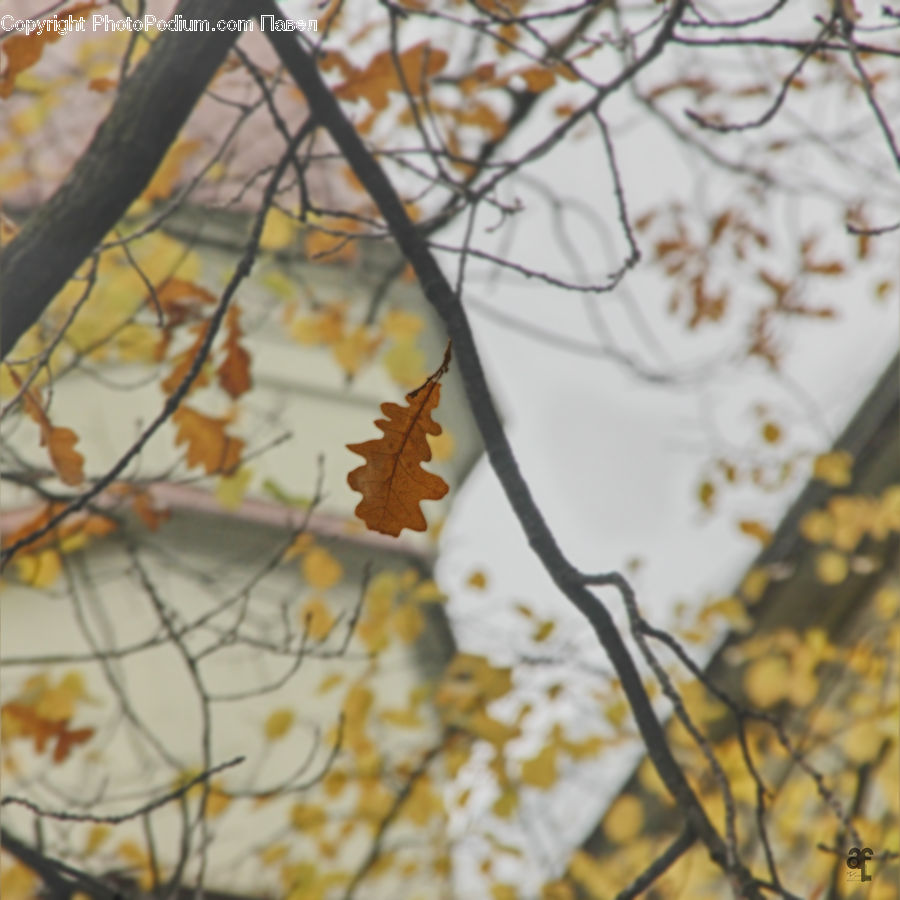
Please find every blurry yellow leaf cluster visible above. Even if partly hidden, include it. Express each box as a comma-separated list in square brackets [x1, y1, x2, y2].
[356, 569, 442, 652]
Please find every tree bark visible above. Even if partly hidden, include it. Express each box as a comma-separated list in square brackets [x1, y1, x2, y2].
[0, 0, 247, 360]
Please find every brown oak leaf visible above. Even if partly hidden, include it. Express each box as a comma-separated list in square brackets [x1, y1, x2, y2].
[172, 405, 244, 475]
[347, 348, 451, 536]
[217, 306, 252, 399]
[9, 369, 84, 485]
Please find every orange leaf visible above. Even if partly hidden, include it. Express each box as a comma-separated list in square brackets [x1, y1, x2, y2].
[172, 405, 244, 475]
[0, 3, 97, 98]
[53, 725, 95, 763]
[516, 67, 555, 93]
[335, 42, 448, 111]
[2, 702, 94, 763]
[88, 76, 117, 93]
[10, 370, 84, 485]
[738, 519, 773, 546]
[161, 322, 211, 396]
[45, 426, 85, 486]
[217, 306, 252, 398]
[346, 349, 451, 536]
[153, 278, 217, 326]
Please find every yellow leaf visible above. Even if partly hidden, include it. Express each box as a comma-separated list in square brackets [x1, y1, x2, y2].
[813, 450, 853, 487]
[520, 745, 558, 789]
[392, 603, 425, 643]
[874, 586, 900, 620]
[816, 550, 848, 585]
[401, 776, 442, 825]
[317, 673, 344, 694]
[85, 824, 111, 855]
[15, 549, 62, 587]
[206, 781, 231, 818]
[300, 597, 336, 640]
[560, 734, 606, 760]
[467, 570, 488, 590]
[443, 653, 513, 702]
[323, 769, 347, 797]
[427, 428, 456, 462]
[881, 484, 900, 530]
[568, 850, 608, 900]
[116, 840, 154, 890]
[382, 338, 427, 388]
[743, 656, 789, 708]
[381, 705, 423, 728]
[604, 699, 627, 728]
[215, 466, 252, 511]
[787, 669, 818, 708]
[740, 567, 769, 602]
[332, 325, 381, 376]
[409, 579, 447, 603]
[467, 710, 520, 746]
[290, 302, 346, 346]
[302, 546, 343, 589]
[602, 794, 644, 844]
[843, 720, 883, 763]
[259, 843, 288, 866]
[343, 684, 373, 734]
[265, 708, 295, 741]
[698, 480, 716, 509]
[0, 862, 39, 900]
[283, 532, 315, 561]
[115, 323, 160, 362]
[738, 519, 773, 546]
[289, 802, 326, 832]
[382, 309, 424, 340]
[141, 139, 202, 203]
[541, 880, 575, 900]
[260, 207, 298, 251]
[492, 788, 519, 819]
[36, 671, 87, 721]
[800, 509, 834, 543]
[702, 596, 752, 632]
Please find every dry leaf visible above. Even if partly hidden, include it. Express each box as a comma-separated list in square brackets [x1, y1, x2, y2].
[603, 795, 644, 844]
[11, 370, 84, 485]
[154, 278, 217, 325]
[738, 519, 773, 546]
[347, 346, 451, 536]
[264, 708, 295, 741]
[161, 322, 211, 396]
[300, 596, 336, 640]
[335, 42, 448, 111]
[217, 306, 252, 398]
[141, 139, 203, 202]
[302, 546, 343, 589]
[812, 450, 853, 487]
[172, 405, 244, 475]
